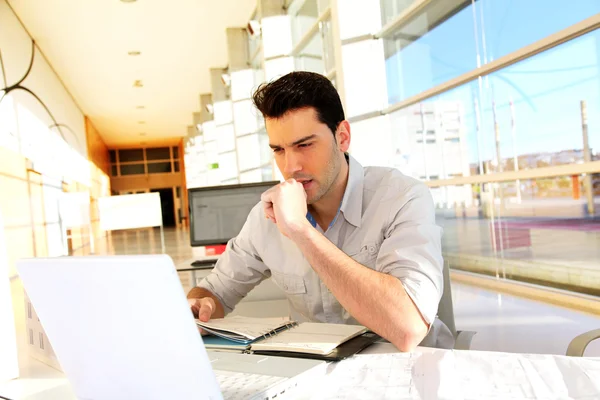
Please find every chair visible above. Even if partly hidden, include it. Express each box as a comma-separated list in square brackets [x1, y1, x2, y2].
[566, 329, 600, 357]
[437, 261, 476, 350]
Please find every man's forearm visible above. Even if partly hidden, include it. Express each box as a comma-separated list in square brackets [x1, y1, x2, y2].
[291, 226, 428, 352]
[187, 287, 225, 319]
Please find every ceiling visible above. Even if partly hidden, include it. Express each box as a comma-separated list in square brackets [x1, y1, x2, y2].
[8, 0, 256, 147]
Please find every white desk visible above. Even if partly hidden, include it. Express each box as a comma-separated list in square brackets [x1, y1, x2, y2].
[3, 343, 600, 400]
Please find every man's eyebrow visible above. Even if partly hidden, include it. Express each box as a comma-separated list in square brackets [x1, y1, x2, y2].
[269, 134, 317, 149]
[291, 134, 317, 146]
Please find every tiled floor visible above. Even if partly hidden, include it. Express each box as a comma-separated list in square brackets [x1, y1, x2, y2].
[92, 227, 600, 356]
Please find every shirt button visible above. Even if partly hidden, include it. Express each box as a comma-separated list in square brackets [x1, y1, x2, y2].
[369, 246, 376, 254]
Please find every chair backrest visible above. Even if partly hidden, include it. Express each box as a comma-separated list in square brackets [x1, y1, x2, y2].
[437, 260, 457, 337]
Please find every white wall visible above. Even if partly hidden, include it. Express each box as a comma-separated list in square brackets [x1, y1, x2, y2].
[0, 0, 88, 185]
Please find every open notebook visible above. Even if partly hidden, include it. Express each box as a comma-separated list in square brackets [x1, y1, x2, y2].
[197, 316, 379, 360]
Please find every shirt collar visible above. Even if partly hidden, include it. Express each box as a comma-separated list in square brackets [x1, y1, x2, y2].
[339, 154, 364, 228]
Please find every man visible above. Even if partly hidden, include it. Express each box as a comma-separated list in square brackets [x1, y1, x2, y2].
[187, 71, 453, 351]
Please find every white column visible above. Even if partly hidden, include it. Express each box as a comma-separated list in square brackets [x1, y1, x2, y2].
[333, 0, 391, 167]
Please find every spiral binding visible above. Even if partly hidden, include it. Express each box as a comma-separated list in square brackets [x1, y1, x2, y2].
[243, 321, 300, 354]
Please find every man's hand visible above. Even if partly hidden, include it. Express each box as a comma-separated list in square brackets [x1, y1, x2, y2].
[261, 179, 311, 238]
[188, 297, 216, 335]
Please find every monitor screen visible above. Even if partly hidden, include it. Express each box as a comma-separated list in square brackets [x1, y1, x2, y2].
[188, 181, 278, 247]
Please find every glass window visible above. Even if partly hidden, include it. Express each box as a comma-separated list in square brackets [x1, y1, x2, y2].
[380, 0, 420, 26]
[147, 162, 172, 174]
[173, 146, 179, 159]
[118, 149, 144, 162]
[321, 18, 335, 73]
[435, 175, 598, 295]
[383, 0, 600, 104]
[109, 150, 117, 163]
[294, 33, 325, 74]
[388, 28, 600, 178]
[146, 147, 171, 161]
[111, 165, 118, 176]
[120, 164, 145, 175]
[291, 0, 319, 45]
[174, 161, 180, 172]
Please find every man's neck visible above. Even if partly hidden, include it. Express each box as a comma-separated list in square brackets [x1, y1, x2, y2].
[308, 158, 349, 231]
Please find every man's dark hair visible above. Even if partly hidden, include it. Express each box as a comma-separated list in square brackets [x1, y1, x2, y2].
[252, 71, 345, 136]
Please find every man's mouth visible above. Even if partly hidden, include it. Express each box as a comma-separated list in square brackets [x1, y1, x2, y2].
[297, 179, 313, 188]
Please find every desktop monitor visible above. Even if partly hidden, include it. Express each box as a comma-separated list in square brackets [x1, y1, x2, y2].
[188, 181, 278, 247]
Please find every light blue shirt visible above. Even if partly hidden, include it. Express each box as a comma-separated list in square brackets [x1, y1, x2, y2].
[199, 155, 453, 348]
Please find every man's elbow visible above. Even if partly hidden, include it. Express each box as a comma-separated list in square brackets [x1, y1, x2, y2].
[393, 322, 428, 352]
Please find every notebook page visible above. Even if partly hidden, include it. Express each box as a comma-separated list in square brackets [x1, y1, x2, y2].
[251, 323, 367, 355]
[197, 316, 292, 341]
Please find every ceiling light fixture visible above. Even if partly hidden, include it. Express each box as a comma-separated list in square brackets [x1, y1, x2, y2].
[120, 0, 137, 3]
[136, 106, 145, 109]
[138, 121, 145, 124]
[139, 133, 146, 136]
[133, 80, 143, 88]
[128, 51, 141, 56]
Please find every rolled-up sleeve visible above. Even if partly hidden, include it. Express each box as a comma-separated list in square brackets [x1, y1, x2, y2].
[197, 206, 270, 314]
[376, 182, 444, 325]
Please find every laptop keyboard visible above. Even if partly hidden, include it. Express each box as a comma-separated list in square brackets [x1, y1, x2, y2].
[215, 370, 286, 400]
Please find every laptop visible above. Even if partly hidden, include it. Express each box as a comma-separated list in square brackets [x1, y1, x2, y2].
[17, 255, 325, 400]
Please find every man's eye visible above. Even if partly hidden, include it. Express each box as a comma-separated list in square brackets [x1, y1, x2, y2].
[298, 143, 312, 149]
[273, 148, 283, 153]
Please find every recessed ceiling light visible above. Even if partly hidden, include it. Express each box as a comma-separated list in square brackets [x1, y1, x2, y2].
[138, 121, 145, 124]
[136, 106, 145, 109]
[128, 51, 141, 56]
[139, 133, 146, 136]
[133, 80, 143, 88]
[120, 0, 137, 3]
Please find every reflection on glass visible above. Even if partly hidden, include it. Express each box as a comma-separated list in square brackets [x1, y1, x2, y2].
[389, 29, 600, 174]
[435, 176, 599, 295]
[383, 0, 600, 104]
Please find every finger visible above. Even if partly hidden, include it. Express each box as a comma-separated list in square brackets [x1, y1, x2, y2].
[190, 304, 200, 319]
[261, 193, 277, 222]
[198, 326, 209, 336]
[188, 298, 201, 318]
[264, 204, 276, 222]
[198, 299, 214, 322]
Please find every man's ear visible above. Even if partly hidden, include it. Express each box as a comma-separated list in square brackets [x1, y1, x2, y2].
[336, 121, 351, 152]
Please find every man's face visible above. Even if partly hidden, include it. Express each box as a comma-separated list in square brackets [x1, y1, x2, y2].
[266, 107, 348, 204]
